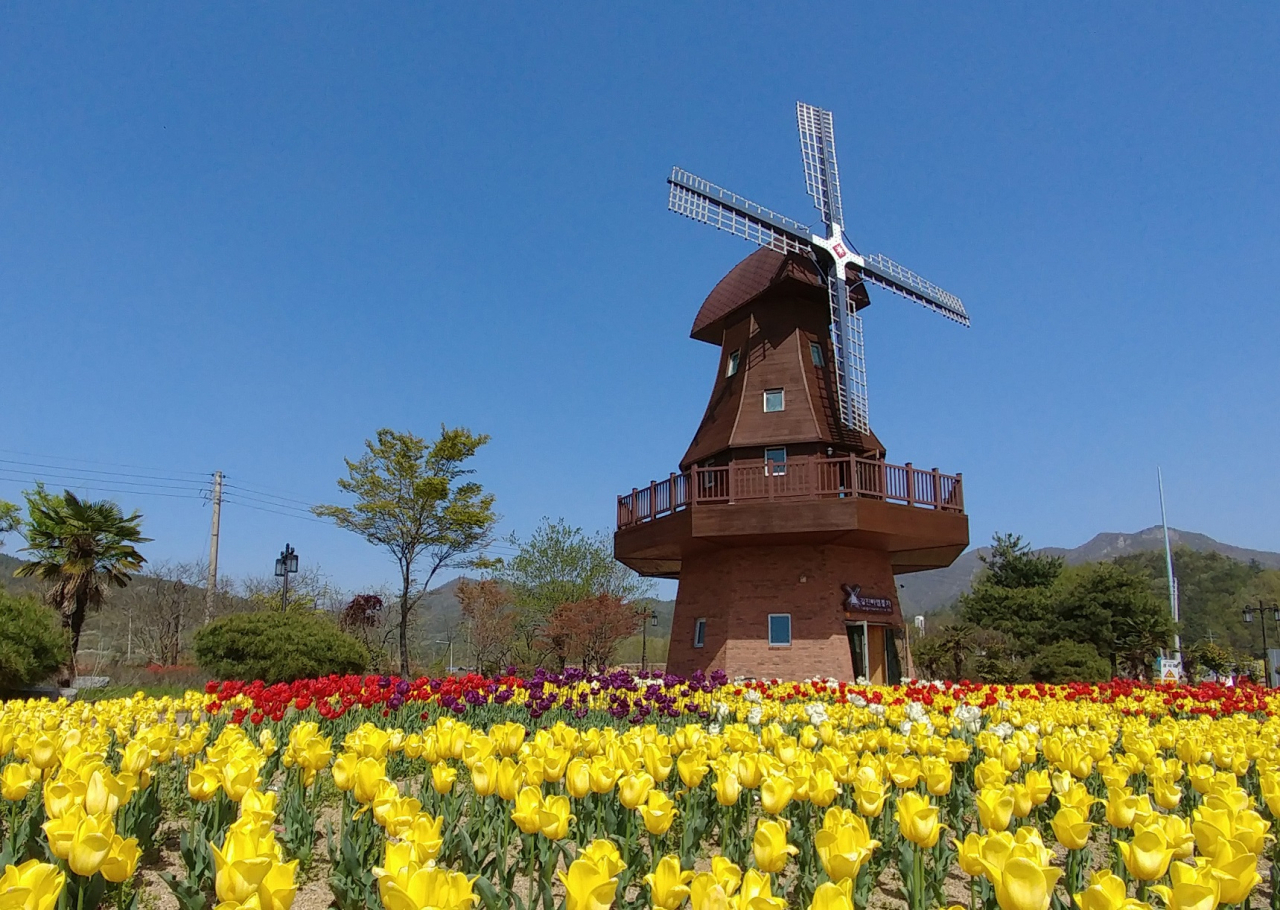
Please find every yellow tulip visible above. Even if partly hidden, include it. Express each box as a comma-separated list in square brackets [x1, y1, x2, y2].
[1149, 862, 1219, 910]
[923, 757, 953, 796]
[221, 756, 262, 803]
[99, 835, 141, 884]
[431, 762, 457, 795]
[258, 859, 299, 910]
[644, 855, 693, 910]
[351, 757, 387, 805]
[0, 763, 37, 802]
[737, 868, 786, 910]
[67, 812, 115, 877]
[496, 757, 521, 802]
[1104, 787, 1140, 829]
[760, 775, 794, 815]
[1117, 826, 1174, 881]
[403, 813, 445, 864]
[1074, 870, 1141, 910]
[375, 860, 477, 910]
[331, 751, 357, 792]
[987, 856, 1062, 910]
[677, 751, 709, 790]
[713, 771, 741, 807]
[897, 791, 943, 848]
[558, 856, 619, 910]
[814, 812, 879, 881]
[752, 817, 798, 874]
[976, 787, 1016, 833]
[539, 794, 574, 840]
[809, 768, 839, 808]
[212, 841, 274, 902]
[0, 859, 65, 910]
[1050, 806, 1092, 852]
[581, 839, 626, 878]
[565, 758, 591, 799]
[810, 879, 855, 910]
[512, 787, 545, 835]
[618, 773, 654, 811]
[975, 758, 1009, 790]
[640, 790, 677, 836]
[1200, 838, 1261, 905]
[854, 778, 887, 818]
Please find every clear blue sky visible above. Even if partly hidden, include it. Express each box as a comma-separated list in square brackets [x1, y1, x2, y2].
[2, 3, 1277, 595]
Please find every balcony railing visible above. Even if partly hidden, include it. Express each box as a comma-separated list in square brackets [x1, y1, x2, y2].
[617, 455, 963, 530]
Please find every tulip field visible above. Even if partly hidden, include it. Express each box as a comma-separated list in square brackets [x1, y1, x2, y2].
[0, 672, 1277, 910]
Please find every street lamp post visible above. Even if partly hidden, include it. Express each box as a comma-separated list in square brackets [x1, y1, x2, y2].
[274, 543, 298, 611]
[1242, 601, 1280, 686]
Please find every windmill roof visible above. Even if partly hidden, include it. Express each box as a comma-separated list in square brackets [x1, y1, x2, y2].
[690, 248, 869, 344]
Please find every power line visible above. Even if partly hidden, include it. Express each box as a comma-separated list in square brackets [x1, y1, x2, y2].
[0, 462, 209, 493]
[222, 480, 317, 509]
[222, 490, 319, 516]
[219, 494, 332, 525]
[0, 448, 210, 479]
[0, 471, 208, 501]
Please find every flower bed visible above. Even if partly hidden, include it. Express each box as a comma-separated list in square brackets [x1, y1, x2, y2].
[0, 675, 1276, 910]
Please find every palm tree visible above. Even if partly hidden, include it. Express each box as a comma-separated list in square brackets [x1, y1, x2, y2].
[15, 489, 150, 683]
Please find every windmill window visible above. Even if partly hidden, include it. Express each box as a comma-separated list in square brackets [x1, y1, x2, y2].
[768, 613, 792, 647]
[725, 350, 740, 377]
[763, 389, 784, 412]
[765, 447, 787, 475]
[694, 618, 707, 648]
[810, 342, 825, 367]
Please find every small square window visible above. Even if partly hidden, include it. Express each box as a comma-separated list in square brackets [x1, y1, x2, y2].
[768, 613, 792, 647]
[694, 618, 707, 648]
[765, 447, 786, 475]
[725, 350, 740, 377]
[810, 342, 825, 367]
[763, 388, 784, 412]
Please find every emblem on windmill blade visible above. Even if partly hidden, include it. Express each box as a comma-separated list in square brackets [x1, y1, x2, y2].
[667, 101, 970, 436]
[842, 584, 894, 614]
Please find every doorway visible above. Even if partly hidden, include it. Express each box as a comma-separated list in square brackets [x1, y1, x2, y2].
[846, 622, 867, 680]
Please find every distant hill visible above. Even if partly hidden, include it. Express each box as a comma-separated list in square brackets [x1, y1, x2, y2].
[897, 526, 1280, 616]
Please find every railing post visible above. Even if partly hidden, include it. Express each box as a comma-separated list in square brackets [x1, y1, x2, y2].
[631, 487, 639, 521]
[649, 480, 657, 518]
[904, 462, 914, 506]
[669, 473, 677, 512]
[955, 472, 964, 511]
[931, 467, 941, 509]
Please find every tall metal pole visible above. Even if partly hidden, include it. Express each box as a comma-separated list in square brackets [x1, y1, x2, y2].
[641, 605, 649, 673]
[205, 471, 223, 623]
[1261, 602, 1272, 688]
[1158, 468, 1181, 658]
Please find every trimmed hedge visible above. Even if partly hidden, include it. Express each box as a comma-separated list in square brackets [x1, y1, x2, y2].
[0, 591, 69, 690]
[193, 610, 369, 684]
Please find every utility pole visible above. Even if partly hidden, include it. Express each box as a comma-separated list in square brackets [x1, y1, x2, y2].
[205, 471, 223, 623]
[1158, 468, 1181, 661]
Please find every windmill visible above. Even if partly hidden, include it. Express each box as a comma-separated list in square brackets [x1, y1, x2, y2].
[668, 101, 969, 435]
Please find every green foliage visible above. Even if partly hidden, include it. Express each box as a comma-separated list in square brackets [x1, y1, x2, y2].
[0, 590, 69, 689]
[14, 486, 150, 677]
[313, 426, 499, 677]
[0, 500, 20, 549]
[494, 517, 655, 664]
[192, 610, 368, 683]
[979, 533, 1064, 589]
[1027, 640, 1111, 684]
[958, 532, 1171, 681]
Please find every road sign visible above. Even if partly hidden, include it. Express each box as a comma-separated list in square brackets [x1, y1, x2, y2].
[1159, 658, 1182, 683]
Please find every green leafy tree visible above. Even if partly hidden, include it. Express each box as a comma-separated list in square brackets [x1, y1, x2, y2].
[1027, 640, 1110, 684]
[14, 487, 149, 683]
[314, 427, 499, 677]
[1050, 561, 1172, 676]
[494, 517, 654, 666]
[979, 533, 1064, 589]
[0, 500, 20, 549]
[0, 590, 69, 689]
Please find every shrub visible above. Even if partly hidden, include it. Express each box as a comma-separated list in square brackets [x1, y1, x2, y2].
[0, 591, 69, 689]
[1027, 640, 1111, 684]
[193, 610, 368, 683]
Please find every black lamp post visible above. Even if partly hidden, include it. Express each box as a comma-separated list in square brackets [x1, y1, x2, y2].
[1241, 601, 1280, 686]
[274, 543, 299, 611]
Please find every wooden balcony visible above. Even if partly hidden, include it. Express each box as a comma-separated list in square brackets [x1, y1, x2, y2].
[617, 455, 963, 531]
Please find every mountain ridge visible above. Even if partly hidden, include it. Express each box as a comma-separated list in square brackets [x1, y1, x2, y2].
[896, 526, 1280, 616]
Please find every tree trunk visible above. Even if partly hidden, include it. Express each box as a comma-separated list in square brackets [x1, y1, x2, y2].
[399, 565, 412, 679]
[58, 590, 89, 687]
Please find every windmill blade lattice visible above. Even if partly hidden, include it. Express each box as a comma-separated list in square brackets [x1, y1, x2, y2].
[667, 169, 812, 256]
[797, 102, 844, 234]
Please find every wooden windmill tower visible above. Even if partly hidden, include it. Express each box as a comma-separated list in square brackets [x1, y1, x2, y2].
[615, 102, 971, 683]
